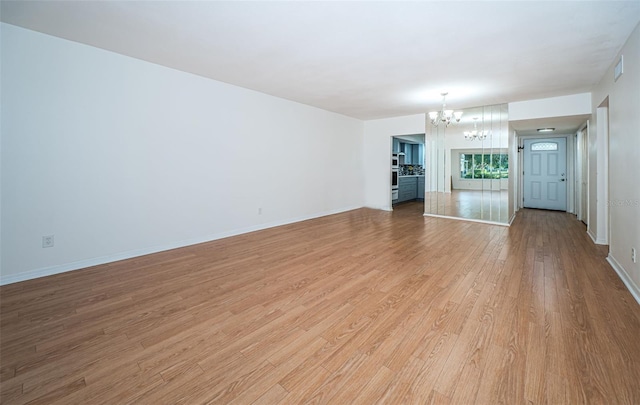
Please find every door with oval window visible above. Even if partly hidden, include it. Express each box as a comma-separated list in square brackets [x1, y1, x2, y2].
[523, 138, 567, 211]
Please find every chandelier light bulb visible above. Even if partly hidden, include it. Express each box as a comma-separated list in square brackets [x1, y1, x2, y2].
[429, 92, 462, 127]
[464, 117, 489, 141]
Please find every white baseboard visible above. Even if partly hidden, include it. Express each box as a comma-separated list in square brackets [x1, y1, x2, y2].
[606, 254, 640, 306]
[0, 205, 363, 286]
[587, 228, 607, 245]
[364, 203, 393, 212]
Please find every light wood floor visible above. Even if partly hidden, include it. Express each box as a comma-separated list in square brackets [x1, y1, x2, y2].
[2, 204, 640, 404]
[424, 190, 509, 224]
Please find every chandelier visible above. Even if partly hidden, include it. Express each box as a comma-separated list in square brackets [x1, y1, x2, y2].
[428, 92, 463, 127]
[464, 117, 489, 141]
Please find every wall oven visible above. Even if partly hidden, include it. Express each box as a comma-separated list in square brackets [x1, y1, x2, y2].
[391, 154, 399, 169]
[392, 154, 399, 201]
[392, 169, 398, 189]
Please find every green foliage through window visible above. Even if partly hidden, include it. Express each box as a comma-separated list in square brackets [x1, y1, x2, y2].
[460, 153, 508, 179]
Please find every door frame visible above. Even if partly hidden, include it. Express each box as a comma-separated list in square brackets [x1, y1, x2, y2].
[574, 122, 589, 223]
[517, 134, 573, 212]
[391, 134, 426, 213]
[591, 102, 609, 245]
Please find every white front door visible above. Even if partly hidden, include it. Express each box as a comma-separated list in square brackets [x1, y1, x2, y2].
[523, 138, 567, 211]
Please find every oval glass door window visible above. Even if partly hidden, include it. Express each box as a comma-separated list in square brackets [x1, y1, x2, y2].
[531, 142, 558, 151]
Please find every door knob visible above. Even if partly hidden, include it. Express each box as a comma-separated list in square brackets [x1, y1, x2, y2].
[560, 179, 565, 182]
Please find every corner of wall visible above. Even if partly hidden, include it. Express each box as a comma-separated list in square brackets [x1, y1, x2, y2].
[590, 21, 640, 300]
[607, 254, 640, 306]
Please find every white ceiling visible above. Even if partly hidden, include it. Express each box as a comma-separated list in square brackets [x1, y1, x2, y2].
[2, 1, 639, 132]
[510, 115, 592, 137]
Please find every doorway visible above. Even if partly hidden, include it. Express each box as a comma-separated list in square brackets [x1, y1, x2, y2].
[392, 134, 426, 213]
[523, 137, 567, 211]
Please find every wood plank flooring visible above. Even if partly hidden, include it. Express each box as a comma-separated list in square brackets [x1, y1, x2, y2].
[2, 203, 640, 404]
[424, 190, 509, 224]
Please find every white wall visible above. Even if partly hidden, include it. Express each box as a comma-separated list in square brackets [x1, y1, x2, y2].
[363, 114, 425, 210]
[509, 93, 592, 121]
[0, 23, 364, 284]
[591, 22, 640, 302]
[508, 125, 517, 222]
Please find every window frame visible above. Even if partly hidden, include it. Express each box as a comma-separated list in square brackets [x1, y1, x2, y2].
[459, 151, 509, 180]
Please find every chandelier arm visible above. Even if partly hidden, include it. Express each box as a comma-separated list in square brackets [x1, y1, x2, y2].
[428, 92, 462, 127]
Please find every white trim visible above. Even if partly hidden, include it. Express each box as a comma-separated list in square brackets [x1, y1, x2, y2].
[585, 120, 590, 227]
[596, 106, 609, 244]
[0, 205, 362, 286]
[607, 254, 640, 306]
[518, 137, 524, 209]
[574, 124, 589, 223]
[573, 132, 579, 218]
[423, 213, 510, 227]
[566, 134, 575, 214]
[587, 228, 607, 245]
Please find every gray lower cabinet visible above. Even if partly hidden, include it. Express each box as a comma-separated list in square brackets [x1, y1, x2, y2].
[397, 176, 425, 203]
[417, 176, 425, 200]
[398, 177, 417, 203]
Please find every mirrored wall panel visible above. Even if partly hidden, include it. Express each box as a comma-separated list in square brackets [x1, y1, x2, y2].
[425, 104, 509, 224]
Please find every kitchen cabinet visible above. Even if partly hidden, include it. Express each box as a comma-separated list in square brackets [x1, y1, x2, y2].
[396, 176, 425, 204]
[393, 138, 400, 153]
[397, 176, 417, 202]
[399, 143, 423, 165]
[417, 175, 425, 200]
[413, 145, 421, 165]
[401, 143, 413, 164]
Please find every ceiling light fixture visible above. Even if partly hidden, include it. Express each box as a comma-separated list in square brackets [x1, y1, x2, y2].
[537, 128, 555, 132]
[429, 92, 463, 127]
[464, 117, 489, 141]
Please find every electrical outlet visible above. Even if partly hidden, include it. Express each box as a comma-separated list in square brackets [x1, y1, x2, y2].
[632, 248, 637, 263]
[42, 235, 54, 248]
[258, 207, 262, 215]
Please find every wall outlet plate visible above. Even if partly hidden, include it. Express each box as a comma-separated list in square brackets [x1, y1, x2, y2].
[42, 235, 54, 248]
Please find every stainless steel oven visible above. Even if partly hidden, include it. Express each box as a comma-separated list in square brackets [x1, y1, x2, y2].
[392, 154, 399, 201]
[391, 154, 399, 169]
